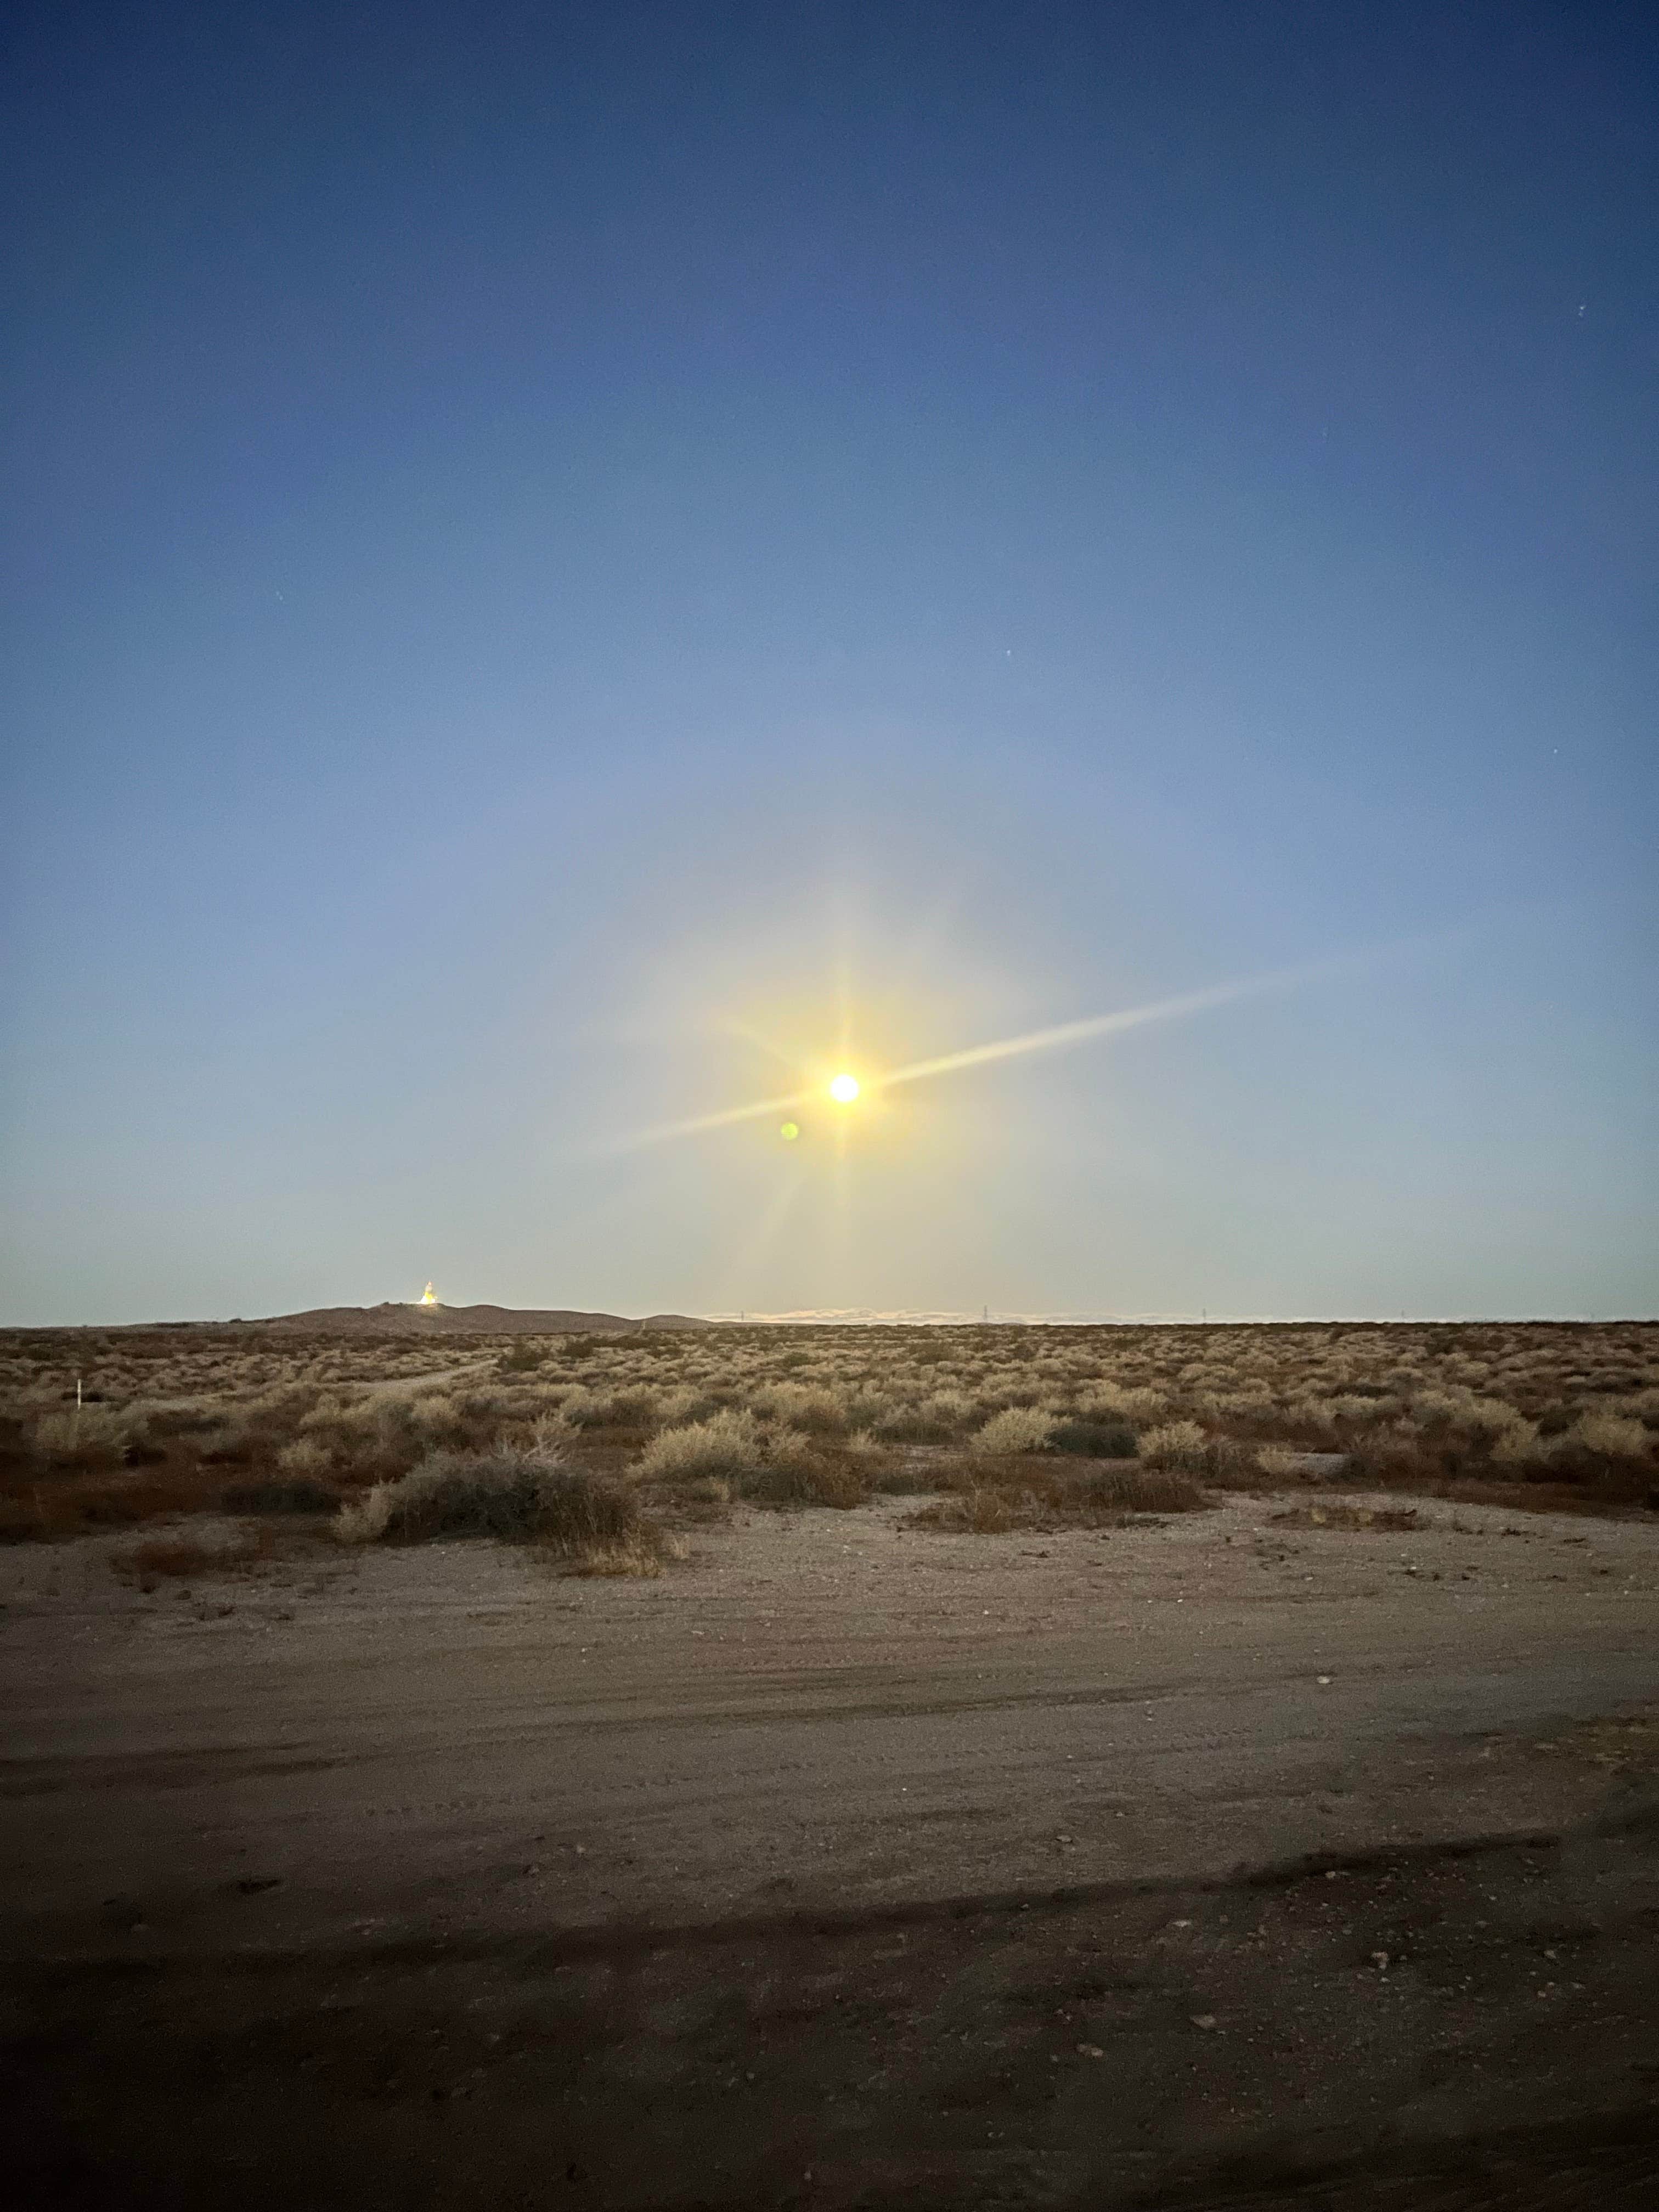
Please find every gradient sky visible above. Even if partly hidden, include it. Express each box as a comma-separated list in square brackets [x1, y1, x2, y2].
[4, 1, 1656, 1325]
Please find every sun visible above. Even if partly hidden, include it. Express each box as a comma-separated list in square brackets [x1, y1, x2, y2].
[827, 1072, 861, 1104]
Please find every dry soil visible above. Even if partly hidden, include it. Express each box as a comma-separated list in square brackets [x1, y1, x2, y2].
[4, 1492, 1658, 2208]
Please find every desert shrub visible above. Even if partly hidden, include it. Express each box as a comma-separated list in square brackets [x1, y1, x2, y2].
[1271, 1503, 1420, 1531]
[676, 1475, 732, 1506]
[1572, 1412, 1650, 1460]
[543, 1384, 624, 1431]
[743, 1457, 869, 1509]
[873, 1402, 957, 1443]
[909, 1487, 1023, 1533]
[1082, 1465, 1209, 1514]
[1049, 1419, 1138, 1459]
[1413, 1388, 1524, 1438]
[905, 1456, 1207, 1531]
[238, 1381, 325, 1430]
[841, 1430, 887, 1460]
[300, 1381, 509, 1475]
[841, 1387, 894, 1432]
[565, 1535, 678, 1578]
[1079, 1384, 1166, 1424]
[751, 1382, 849, 1435]
[761, 1425, 816, 1472]
[735, 1425, 867, 1508]
[652, 1385, 722, 1428]
[606, 1385, 664, 1427]
[276, 1437, 331, 1480]
[1255, 1442, 1311, 1480]
[923, 1389, 977, 1426]
[112, 1531, 272, 1583]
[220, 1478, 337, 1514]
[970, 1406, 1057, 1457]
[33, 1405, 129, 1464]
[44, 1468, 220, 1533]
[1323, 1392, 1395, 1427]
[868, 1463, 939, 1496]
[638, 1410, 763, 1483]
[332, 1446, 641, 1549]
[335, 1483, 395, 1544]
[497, 1344, 546, 1373]
[199, 1427, 257, 1466]
[1489, 1419, 1548, 1468]
[1139, 1419, 1207, 1469]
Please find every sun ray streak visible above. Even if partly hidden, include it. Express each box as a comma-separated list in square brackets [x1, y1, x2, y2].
[597, 1086, 817, 1155]
[714, 1166, 807, 1306]
[714, 1018, 809, 1075]
[596, 952, 1353, 1158]
[875, 967, 1315, 1092]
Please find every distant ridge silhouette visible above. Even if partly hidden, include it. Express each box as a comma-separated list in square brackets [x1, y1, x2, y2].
[247, 1302, 710, 1336]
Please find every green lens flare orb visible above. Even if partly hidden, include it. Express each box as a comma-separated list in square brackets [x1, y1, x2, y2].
[780, 1121, 800, 1141]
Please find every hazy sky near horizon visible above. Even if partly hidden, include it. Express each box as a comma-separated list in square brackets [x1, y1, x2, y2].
[3, 1, 1656, 1326]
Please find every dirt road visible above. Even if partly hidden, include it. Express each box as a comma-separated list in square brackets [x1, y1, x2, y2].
[4, 1493, 1658, 2207]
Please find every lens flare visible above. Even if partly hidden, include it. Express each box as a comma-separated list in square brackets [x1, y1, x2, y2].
[595, 948, 1372, 1158]
[780, 1121, 800, 1141]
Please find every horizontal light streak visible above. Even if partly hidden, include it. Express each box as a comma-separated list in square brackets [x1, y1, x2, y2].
[598, 955, 1338, 1157]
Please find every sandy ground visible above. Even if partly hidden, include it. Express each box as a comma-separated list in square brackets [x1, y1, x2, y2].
[4, 1491, 1659, 2208]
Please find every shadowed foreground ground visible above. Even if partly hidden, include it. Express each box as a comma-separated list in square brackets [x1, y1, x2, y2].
[4, 1494, 1657, 2207]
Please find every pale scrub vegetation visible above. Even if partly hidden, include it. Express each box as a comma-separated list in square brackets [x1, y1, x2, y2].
[1, 1318, 1655, 1554]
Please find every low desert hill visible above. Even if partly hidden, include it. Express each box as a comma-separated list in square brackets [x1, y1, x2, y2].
[249, 1303, 709, 1337]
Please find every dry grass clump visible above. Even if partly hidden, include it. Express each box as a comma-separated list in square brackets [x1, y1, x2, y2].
[275, 1436, 331, 1479]
[750, 1382, 850, 1435]
[651, 1384, 722, 1428]
[1255, 1442, 1316, 1480]
[1270, 1503, 1420, 1531]
[1, 1464, 224, 1543]
[910, 1487, 1024, 1533]
[334, 1487, 396, 1544]
[32, 1404, 133, 1467]
[1139, 1419, 1208, 1469]
[970, 1406, 1057, 1457]
[907, 1459, 1208, 1533]
[909, 1454, 1210, 1532]
[333, 1446, 649, 1556]
[563, 1532, 687, 1579]
[111, 1528, 274, 1584]
[1081, 1464, 1210, 1514]
[741, 1429, 870, 1510]
[637, 1409, 763, 1483]
[872, 1396, 973, 1443]
[218, 1476, 338, 1514]
[1049, 1418, 1138, 1459]
[1077, 1383, 1166, 1424]
[1413, 1388, 1526, 1438]
[1573, 1411, 1649, 1459]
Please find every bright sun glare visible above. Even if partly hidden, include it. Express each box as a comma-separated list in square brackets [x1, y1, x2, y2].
[603, 955, 1342, 1156]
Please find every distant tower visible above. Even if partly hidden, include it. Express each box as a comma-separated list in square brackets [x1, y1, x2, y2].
[420, 1282, 438, 1307]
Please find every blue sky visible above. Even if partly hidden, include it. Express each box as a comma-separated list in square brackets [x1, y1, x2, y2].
[3, 1, 1655, 1323]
